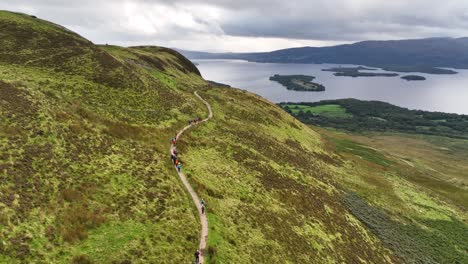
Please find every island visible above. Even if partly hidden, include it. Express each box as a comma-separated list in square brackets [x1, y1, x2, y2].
[322, 66, 399, 77]
[401, 75, 426, 81]
[379, 65, 457, 75]
[269, 74, 325, 91]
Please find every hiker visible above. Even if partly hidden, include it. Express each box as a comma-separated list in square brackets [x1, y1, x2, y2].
[177, 163, 182, 172]
[201, 204, 205, 214]
[194, 249, 200, 264]
[172, 152, 178, 163]
[175, 159, 179, 166]
[201, 198, 205, 207]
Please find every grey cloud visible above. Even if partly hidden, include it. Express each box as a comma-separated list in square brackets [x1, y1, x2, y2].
[1, 0, 468, 51]
[217, 0, 468, 41]
[140, 0, 468, 41]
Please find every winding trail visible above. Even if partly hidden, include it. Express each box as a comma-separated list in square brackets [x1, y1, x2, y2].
[171, 91, 212, 264]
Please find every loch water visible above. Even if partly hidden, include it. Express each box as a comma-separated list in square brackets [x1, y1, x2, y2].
[195, 59, 468, 114]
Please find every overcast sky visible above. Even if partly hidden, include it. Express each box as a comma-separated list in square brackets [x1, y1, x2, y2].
[1, 0, 468, 52]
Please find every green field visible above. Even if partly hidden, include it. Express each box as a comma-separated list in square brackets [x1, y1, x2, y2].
[284, 104, 352, 117]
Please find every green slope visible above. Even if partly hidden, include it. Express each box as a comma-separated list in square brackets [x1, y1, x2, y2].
[178, 89, 397, 263]
[0, 11, 205, 263]
[2, 10, 465, 264]
[320, 129, 468, 264]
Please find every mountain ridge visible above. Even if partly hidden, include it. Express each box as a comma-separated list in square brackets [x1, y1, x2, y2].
[179, 37, 468, 74]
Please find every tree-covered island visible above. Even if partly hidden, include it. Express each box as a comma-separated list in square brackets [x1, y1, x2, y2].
[269, 74, 325, 91]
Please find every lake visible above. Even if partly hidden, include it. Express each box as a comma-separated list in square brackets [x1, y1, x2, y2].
[194, 59, 468, 115]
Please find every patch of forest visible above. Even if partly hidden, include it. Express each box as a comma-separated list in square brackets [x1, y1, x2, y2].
[280, 99, 468, 139]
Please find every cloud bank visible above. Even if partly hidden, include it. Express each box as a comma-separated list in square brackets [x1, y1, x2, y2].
[1, 0, 467, 52]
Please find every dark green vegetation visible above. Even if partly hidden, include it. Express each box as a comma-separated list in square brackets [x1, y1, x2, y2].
[322, 67, 399, 77]
[280, 99, 468, 139]
[269, 74, 325, 91]
[401, 75, 426, 81]
[180, 37, 468, 74]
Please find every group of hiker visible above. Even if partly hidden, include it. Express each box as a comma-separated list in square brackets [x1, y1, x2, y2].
[170, 143, 182, 172]
[170, 137, 208, 216]
[171, 130, 206, 264]
[193, 198, 205, 263]
[191, 199, 206, 263]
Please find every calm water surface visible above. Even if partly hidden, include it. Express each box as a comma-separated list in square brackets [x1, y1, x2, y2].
[194, 60, 468, 114]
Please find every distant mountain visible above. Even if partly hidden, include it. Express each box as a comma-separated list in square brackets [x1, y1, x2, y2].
[179, 37, 468, 74]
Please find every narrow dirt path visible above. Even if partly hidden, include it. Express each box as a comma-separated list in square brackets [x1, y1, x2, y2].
[171, 91, 212, 264]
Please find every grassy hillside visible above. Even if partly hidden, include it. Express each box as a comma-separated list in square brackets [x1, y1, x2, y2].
[319, 129, 467, 263]
[177, 88, 399, 263]
[1, 10, 466, 264]
[0, 11, 207, 263]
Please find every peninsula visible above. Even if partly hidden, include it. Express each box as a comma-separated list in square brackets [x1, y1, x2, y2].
[322, 66, 399, 77]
